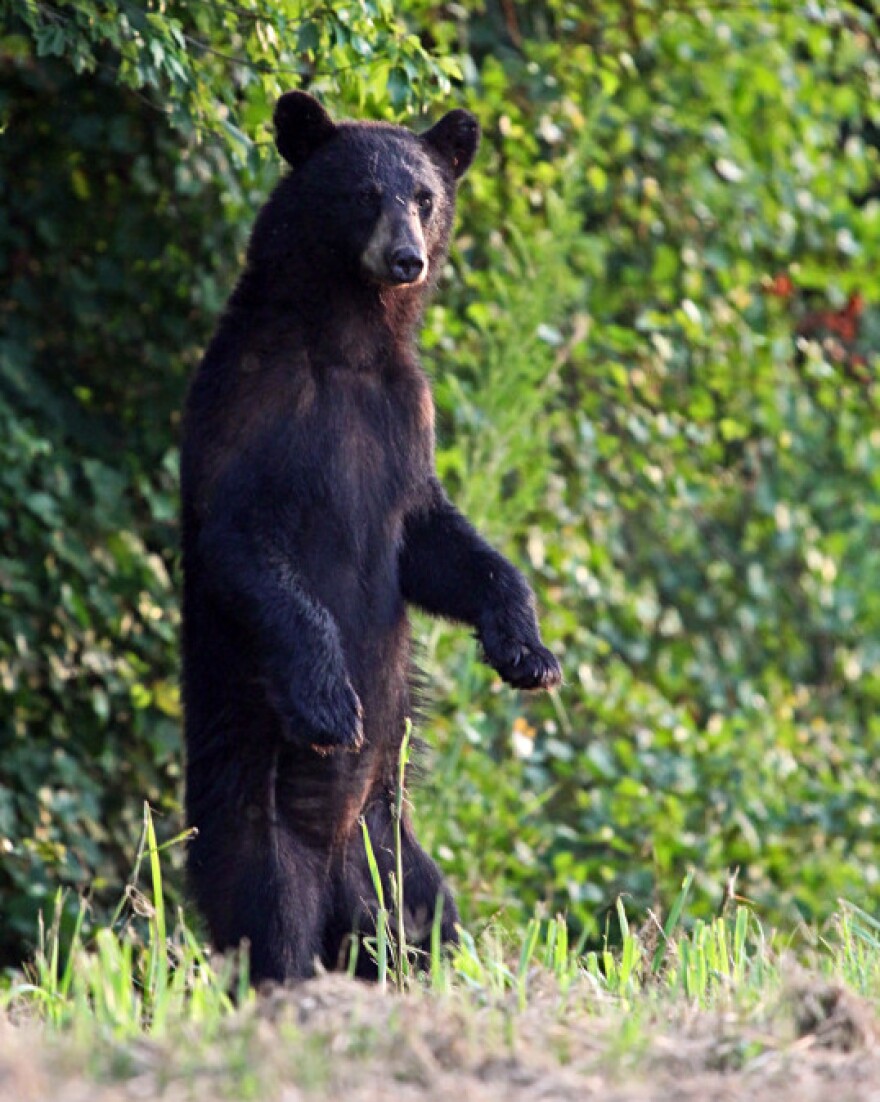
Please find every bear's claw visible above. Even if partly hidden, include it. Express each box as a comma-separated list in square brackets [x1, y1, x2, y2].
[479, 623, 562, 691]
[506, 642, 562, 690]
[273, 675, 365, 753]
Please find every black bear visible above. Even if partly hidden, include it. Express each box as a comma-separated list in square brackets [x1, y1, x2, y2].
[180, 92, 561, 984]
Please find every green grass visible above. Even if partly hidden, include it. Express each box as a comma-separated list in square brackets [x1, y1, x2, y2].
[4, 811, 878, 1025]
[2, 865, 879, 1100]
[2, 797, 878, 1099]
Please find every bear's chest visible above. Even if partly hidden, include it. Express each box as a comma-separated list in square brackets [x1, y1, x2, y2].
[277, 367, 432, 629]
[315, 366, 433, 512]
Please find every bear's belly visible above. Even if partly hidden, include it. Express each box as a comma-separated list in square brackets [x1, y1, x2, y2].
[295, 496, 406, 633]
[291, 502, 411, 727]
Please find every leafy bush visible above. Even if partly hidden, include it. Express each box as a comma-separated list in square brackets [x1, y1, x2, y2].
[419, 3, 880, 936]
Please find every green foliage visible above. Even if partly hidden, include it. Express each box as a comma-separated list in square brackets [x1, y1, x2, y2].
[3, 0, 880, 969]
[7, 0, 459, 139]
[0, 389, 181, 962]
[415, 0, 880, 940]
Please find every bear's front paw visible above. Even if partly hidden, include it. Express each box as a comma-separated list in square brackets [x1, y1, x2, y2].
[480, 622, 562, 691]
[274, 675, 365, 754]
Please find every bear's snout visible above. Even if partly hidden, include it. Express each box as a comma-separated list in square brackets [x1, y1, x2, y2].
[388, 246, 425, 285]
[361, 205, 428, 287]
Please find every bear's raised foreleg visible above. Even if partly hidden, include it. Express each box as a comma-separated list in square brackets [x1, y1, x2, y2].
[399, 478, 561, 690]
[197, 487, 363, 752]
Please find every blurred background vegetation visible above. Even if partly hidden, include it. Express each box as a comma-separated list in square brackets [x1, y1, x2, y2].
[1, 0, 879, 970]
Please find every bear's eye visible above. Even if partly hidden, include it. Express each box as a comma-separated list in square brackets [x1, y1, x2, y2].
[357, 184, 381, 210]
[416, 192, 434, 219]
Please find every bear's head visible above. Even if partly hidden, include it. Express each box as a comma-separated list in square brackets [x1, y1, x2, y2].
[260, 92, 479, 291]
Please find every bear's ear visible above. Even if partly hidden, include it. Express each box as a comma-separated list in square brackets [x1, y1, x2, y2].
[421, 109, 480, 179]
[274, 92, 337, 168]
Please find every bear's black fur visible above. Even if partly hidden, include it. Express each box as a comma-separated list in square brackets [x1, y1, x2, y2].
[180, 93, 561, 984]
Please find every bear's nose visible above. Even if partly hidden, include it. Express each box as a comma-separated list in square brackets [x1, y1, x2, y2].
[389, 248, 425, 284]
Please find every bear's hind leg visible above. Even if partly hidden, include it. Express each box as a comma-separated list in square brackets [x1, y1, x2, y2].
[325, 808, 458, 977]
[397, 827, 460, 961]
[189, 816, 327, 985]
[241, 831, 328, 984]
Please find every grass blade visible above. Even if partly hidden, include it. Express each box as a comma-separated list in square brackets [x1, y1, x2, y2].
[651, 869, 695, 975]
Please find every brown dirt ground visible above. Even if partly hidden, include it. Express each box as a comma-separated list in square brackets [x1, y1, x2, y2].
[2, 972, 879, 1101]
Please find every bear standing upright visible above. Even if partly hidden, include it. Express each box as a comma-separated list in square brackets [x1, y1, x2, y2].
[180, 92, 561, 984]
